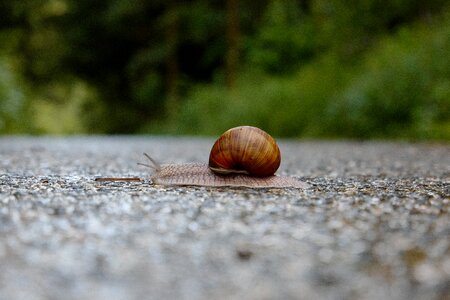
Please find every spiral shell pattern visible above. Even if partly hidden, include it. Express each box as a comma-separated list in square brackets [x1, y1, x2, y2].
[208, 126, 281, 177]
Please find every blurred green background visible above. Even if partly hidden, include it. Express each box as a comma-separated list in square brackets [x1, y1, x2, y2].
[0, 0, 449, 139]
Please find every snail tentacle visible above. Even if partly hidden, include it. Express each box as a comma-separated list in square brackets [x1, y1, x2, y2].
[138, 153, 161, 172]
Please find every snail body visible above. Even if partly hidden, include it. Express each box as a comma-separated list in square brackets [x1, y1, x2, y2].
[145, 126, 308, 189]
[151, 163, 308, 188]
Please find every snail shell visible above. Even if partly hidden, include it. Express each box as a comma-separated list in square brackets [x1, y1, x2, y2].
[208, 126, 281, 177]
[143, 126, 308, 189]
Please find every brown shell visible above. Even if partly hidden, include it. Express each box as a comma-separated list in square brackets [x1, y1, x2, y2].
[208, 126, 281, 177]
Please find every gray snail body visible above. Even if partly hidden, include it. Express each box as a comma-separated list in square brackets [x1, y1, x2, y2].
[145, 126, 308, 189]
[150, 162, 308, 188]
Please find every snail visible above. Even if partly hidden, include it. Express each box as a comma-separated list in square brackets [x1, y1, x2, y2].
[140, 126, 308, 189]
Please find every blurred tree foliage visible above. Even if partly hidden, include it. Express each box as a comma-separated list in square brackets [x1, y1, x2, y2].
[0, 0, 449, 139]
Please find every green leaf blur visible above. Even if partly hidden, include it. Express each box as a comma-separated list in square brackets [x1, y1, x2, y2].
[0, 0, 449, 139]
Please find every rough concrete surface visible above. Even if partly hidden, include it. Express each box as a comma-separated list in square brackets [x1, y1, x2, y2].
[0, 136, 449, 300]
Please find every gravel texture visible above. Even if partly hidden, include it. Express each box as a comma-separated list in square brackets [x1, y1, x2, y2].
[0, 136, 449, 300]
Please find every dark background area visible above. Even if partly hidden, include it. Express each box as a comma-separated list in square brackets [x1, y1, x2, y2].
[0, 0, 449, 139]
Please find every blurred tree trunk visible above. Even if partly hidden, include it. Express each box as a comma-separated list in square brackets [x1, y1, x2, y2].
[165, 8, 179, 112]
[226, 0, 240, 89]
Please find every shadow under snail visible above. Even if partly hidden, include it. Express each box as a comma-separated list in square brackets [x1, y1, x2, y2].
[140, 126, 309, 189]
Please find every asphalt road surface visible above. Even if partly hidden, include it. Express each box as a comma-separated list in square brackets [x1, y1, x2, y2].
[0, 136, 449, 300]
